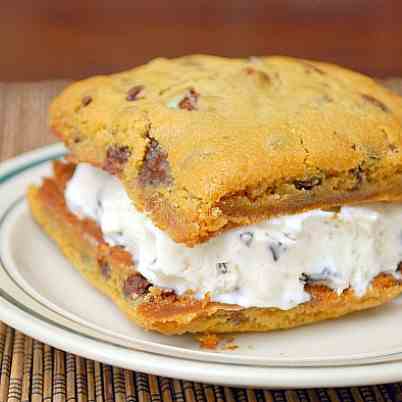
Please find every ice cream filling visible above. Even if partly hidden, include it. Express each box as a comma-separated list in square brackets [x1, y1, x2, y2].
[65, 163, 402, 309]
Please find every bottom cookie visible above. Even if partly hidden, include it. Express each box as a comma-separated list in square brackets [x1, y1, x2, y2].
[27, 161, 402, 335]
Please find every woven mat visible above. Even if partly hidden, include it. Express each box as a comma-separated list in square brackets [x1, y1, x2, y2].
[1, 80, 402, 401]
[2, 325, 402, 402]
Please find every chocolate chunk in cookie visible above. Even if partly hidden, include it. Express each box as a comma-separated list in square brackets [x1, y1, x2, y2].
[103, 145, 131, 175]
[81, 95, 92, 106]
[127, 85, 145, 101]
[179, 88, 199, 111]
[294, 177, 322, 191]
[123, 274, 150, 298]
[351, 166, 364, 190]
[97, 258, 111, 279]
[138, 138, 172, 187]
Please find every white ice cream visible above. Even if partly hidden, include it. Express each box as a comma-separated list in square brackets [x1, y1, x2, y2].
[65, 163, 402, 309]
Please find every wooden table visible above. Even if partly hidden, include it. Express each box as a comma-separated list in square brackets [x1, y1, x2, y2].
[2, 1, 402, 81]
[1, 80, 402, 401]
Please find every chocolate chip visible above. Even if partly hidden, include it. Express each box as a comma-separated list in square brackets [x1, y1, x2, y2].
[74, 137, 81, 144]
[269, 245, 279, 262]
[161, 289, 176, 297]
[179, 88, 199, 111]
[351, 166, 364, 190]
[240, 232, 253, 247]
[97, 259, 111, 279]
[81, 95, 92, 106]
[138, 138, 172, 187]
[361, 94, 389, 112]
[294, 177, 322, 191]
[103, 145, 131, 175]
[127, 85, 145, 101]
[300, 272, 325, 284]
[123, 274, 150, 298]
[302, 267, 335, 284]
[268, 242, 287, 262]
[216, 262, 229, 274]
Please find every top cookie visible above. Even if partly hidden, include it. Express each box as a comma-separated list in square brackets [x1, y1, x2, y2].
[49, 55, 402, 246]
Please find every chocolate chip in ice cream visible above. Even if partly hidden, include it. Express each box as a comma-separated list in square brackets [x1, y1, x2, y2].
[216, 262, 229, 274]
[268, 242, 287, 262]
[240, 232, 254, 247]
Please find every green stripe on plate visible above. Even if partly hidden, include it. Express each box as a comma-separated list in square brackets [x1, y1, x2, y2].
[0, 152, 66, 185]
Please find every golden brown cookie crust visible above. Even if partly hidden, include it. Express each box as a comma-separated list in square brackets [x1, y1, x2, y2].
[27, 161, 402, 335]
[49, 55, 402, 247]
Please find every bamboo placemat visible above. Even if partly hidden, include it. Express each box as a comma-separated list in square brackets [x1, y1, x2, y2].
[1, 80, 402, 401]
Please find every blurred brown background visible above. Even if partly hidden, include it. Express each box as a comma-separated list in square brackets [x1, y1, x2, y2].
[1, 0, 402, 81]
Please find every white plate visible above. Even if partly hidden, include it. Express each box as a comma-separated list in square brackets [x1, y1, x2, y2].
[1, 143, 402, 387]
